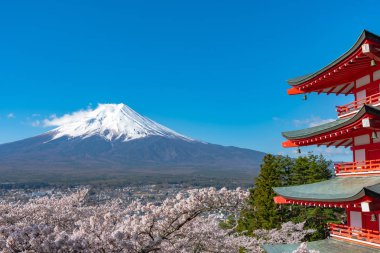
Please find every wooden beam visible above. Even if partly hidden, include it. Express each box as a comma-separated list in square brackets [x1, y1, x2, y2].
[339, 139, 352, 148]
[335, 83, 351, 96]
[282, 140, 299, 148]
[344, 140, 353, 148]
[273, 196, 289, 204]
[343, 83, 355, 95]
[326, 86, 336, 95]
[335, 139, 348, 148]
[287, 86, 305, 95]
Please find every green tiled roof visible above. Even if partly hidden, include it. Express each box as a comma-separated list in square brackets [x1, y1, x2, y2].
[282, 105, 380, 140]
[282, 118, 349, 139]
[273, 176, 380, 202]
[287, 30, 380, 86]
[262, 239, 380, 253]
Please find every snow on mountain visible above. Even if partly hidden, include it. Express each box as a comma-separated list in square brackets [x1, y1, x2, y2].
[46, 103, 193, 142]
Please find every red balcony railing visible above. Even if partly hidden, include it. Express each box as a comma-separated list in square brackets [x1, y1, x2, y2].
[336, 92, 380, 118]
[335, 159, 380, 176]
[329, 223, 380, 246]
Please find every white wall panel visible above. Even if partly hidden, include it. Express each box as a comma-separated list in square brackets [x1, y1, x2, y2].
[350, 211, 362, 228]
[356, 75, 370, 88]
[354, 135, 370, 146]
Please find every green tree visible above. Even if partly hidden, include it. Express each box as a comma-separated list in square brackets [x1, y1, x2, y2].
[286, 154, 339, 240]
[237, 153, 340, 240]
[237, 154, 290, 232]
[290, 154, 331, 185]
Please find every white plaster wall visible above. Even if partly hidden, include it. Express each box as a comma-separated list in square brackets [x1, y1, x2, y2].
[354, 134, 370, 146]
[355, 149, 366, 162]
[356, 90, 366, 101]
[374, 70, 380, 81]
[356, 75, 370, 88]
[350, 211, 362, 228]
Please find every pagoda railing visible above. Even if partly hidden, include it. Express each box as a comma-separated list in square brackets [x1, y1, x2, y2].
[329, 223, 380, 246]
[336, 92, 380, 118]
[335, 159, 380, 176]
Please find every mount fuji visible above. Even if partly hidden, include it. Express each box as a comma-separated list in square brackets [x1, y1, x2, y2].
[0, 103, 265, 185]
[47, 103, 193, 142]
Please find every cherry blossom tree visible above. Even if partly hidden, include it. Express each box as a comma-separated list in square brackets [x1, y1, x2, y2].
[0, 188, 317, 252]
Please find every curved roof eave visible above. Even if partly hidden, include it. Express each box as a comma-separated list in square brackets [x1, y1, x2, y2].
[287, 30, 380, 86]
[282, 104, 380, 140]
[273, 176, 380, 203]
[274, 188, 367, 203]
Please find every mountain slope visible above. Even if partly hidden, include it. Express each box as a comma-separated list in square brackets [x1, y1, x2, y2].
[0, 104, 265, 185]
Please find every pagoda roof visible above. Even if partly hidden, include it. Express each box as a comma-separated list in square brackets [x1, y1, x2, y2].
[286, 30, 380, 95]
[282, 104, 380, 140]
[273, 176, 380, 202]
[288, 30, 380, 86]
[262, 239, 377, 253]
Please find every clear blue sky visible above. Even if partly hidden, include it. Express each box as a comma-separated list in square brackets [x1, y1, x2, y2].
[1, 0, 379, 161]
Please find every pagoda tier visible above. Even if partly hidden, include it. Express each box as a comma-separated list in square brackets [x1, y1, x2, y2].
[287, 30, 380, 96]
[273, 177, 380, 249]
[336, 88, 380, 119]
[282, 104, 380, 149]
[273, 176, 380, 206]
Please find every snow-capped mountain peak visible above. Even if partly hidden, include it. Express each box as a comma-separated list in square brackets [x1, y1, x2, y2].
[47, 103, 192, 142]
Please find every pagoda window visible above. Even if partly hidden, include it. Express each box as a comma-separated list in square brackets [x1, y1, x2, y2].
[354, 149, 366, 162]
[350, 211, 362, 228]
[354, 134, 370, 146]
[356, 75, 370, 89]
[374, 70, 380, 81]
[355, 89, 366, 102]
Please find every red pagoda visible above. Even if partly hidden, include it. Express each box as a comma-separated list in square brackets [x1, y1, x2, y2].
[273, 30, 380, 250]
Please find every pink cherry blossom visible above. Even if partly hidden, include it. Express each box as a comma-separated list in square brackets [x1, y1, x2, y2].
[0, 188, 317, 252]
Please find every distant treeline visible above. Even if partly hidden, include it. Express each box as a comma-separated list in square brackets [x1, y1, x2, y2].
[0, 170, 255, 190]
